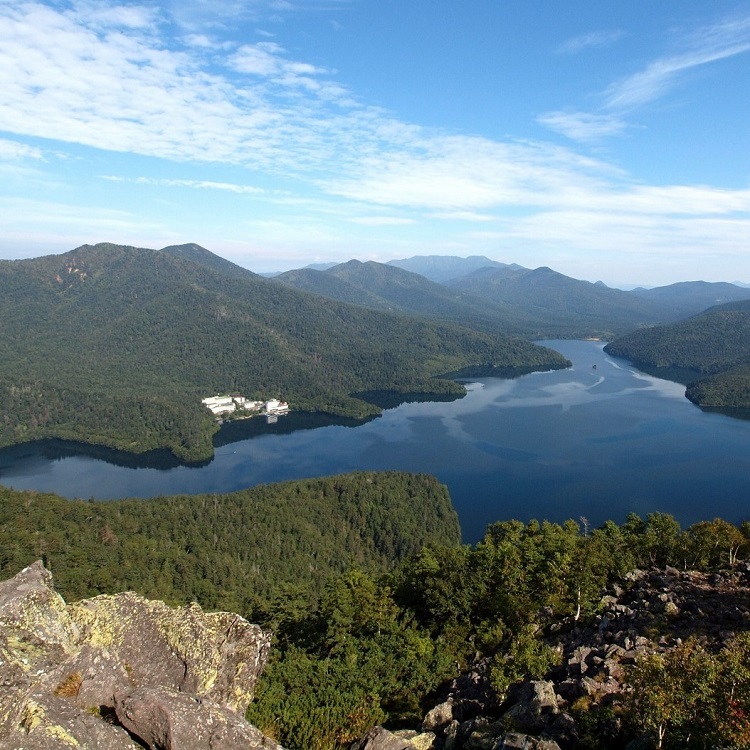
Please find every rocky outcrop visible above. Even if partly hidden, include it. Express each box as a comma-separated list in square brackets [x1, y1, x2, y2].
[353, 565, 750, 750]
[0, 561, 281, 750]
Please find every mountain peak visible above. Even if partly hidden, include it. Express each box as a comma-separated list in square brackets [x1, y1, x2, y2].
[160, 243, 259, 281]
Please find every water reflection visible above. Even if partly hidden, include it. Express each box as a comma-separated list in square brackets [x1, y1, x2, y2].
[1, 340, 749, 544]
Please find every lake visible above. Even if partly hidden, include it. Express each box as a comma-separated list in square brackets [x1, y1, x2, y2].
[2, 340, 749, 543]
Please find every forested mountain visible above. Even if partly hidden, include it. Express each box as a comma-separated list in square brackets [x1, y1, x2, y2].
[274, 259, 539, 334]
[386, 254, 516, 283]
[273, 255, 750, 340]
[448, 265, 669, 338]
[0, 243, 568, 460]
[0, 471, 459, 612]
[273, 264, 393, 310]
[604, 299, 750, 408]
[630, 280, 750, 319]
[160, 241, 260, 282]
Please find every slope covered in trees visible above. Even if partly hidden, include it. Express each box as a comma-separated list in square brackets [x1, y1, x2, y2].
[630, 279, 750, 319]
[605, 300, 750, 409]
[245, 512, 750, 750]
[448, 265, 669, 338]
[0, 471, 459, 611]
[0, 243, 568, 460]
[274, 259, 541, 335]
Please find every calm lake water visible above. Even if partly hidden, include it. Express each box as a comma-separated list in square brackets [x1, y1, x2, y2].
[2, 340, 749, 543]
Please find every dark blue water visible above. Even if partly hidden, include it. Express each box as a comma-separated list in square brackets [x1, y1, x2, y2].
[2, 340, 749, 543]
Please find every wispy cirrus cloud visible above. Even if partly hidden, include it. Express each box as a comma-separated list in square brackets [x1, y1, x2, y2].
[541, 12, 750, 142]
[327, 135, 622, 211]
[604, 14, 750, 109]
[0, 138, 44, 161]
[348, 216, 416, 226]
[535, 111, 628, 142]
[103, 175, 265, 194]
[557, 29, 623, 55]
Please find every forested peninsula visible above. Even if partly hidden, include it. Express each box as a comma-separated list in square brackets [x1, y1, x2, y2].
[604, 299, 750, 409]
[0, 243, 568, 461]
[0, 471, 459, 609]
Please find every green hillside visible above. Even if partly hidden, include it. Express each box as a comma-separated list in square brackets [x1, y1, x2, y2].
[274, 259, 540, 334]
[604, 300, 750, 409]
[449, 265, 668, 338]
[0, 471, 460, 613]
[277, 257, 750, 340]
[630, 280, 750, 319]
[274, 264, 393, 310]
[0, 243, 568, 460]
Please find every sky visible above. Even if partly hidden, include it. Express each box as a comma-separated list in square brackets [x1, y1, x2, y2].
[0, 1, 749, 286]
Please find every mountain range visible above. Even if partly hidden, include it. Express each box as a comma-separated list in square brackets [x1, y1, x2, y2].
[3, 241, 749, 461]
[274, 255, 750, 339]
[0, 243, 568, 461]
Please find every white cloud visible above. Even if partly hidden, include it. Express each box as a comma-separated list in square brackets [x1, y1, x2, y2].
[326, 132, 750, 219]
[0, 1, 364, 172]
[102, 175, 265, 194]
[348, 216, 415, 226]
[431, 211, 497, 222]
[541, 12, 750, 143]
[536, 111, 628, 141]
[326, 135, 621, 211]
[0, 138, 44, 161]
[605, 15, 750, 110]
[71, 2, 162, 31]
[557, 29, 623, 55]
[230, 41, 286, 75]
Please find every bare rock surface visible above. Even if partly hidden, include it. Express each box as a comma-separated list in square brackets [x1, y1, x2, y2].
[114, 686, 280, 750]
[351, 726, 418, 750]
[0, 562, 281, 750]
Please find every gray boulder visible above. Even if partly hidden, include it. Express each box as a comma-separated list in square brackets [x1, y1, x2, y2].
[115, 686, 280, 749]
[350, 726, 417, 749]
[0, 562, 281, 750]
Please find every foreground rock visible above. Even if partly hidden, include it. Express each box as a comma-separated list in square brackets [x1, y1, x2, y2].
[0, 561, 281, 749]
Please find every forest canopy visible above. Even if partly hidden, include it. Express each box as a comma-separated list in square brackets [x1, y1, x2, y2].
[604, 300, 750, 409]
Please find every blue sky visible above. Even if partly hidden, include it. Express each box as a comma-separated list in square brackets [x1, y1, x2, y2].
[0, 0, 749, 286]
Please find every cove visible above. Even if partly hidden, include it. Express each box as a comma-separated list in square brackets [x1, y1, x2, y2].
[1, 340, 749, 544]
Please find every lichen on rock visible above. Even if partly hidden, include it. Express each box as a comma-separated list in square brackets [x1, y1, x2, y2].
[0, 562, 281, 750]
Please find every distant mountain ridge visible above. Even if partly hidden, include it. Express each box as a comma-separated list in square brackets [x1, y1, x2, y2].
[386, 254, 517, 283]
[276, 255, 750, 339]
[630, 280, 750, 319]
[447, 265, 672, 338]
[273, 259, 541, 334]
